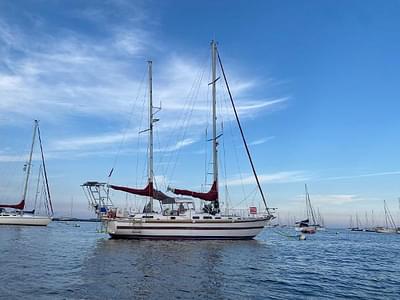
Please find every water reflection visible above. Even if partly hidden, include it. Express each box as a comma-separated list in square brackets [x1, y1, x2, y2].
[78, 238, 266, 299]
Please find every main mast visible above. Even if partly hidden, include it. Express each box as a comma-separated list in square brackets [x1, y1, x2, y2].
[148, 60, 154, 212]
[22, 120, 38, 203]
[211, 41, 219, 210]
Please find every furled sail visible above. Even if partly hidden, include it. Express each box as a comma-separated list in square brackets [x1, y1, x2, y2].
[170, 181, 218, 201]
[109, 183, 175, 204]
[0, 199, 25, 210]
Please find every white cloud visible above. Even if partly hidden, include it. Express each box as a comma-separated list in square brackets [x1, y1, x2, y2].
[249, 136, 275, 146]
[0, 154, 29, 162]
[155, 138, 196, 152]
[0, 0, 289, 169]
[226, 171, 309, 186]
[0, 21, 285, 145]
[295, 194, 362, 206]
[320, 171, 400, 181]
[50, 130, 140, 151]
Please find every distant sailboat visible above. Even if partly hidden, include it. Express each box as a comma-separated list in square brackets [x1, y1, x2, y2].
[363, 211, 376, 232]
[0, 120, 53, 226]
[375, 200, 397, 233]
[350, 213, 363, 232]
[348, 215, 353, 230]
[295, 184, 319, 234]
[316, 208, 326, 231]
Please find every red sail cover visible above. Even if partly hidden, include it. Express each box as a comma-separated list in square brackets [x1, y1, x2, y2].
[171, 181, 218, 201]
[110, 183, 175, 204]
[110, 183, 153, 197]
[0, 199, 25, 210]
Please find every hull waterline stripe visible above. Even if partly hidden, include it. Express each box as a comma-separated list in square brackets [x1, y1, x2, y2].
[109, 234, 256, 240]
[0, 223, 49, 226]
[115, 225, 265, 230]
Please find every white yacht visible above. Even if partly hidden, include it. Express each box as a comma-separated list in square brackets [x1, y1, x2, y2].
[0, 120, 53, 226]
[83, 41, 274, 239]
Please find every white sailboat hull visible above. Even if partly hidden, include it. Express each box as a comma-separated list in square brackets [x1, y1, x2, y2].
[0, 214, 52, 226]
[106, 216, 269, 240]
[375, 227, 397, 234]
[295, 225, 318, 233]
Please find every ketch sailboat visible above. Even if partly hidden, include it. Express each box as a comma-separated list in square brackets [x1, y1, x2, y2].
[295, 184, 320, 234]
[0, 120, 53, 226]
[82, 41, 274, 239]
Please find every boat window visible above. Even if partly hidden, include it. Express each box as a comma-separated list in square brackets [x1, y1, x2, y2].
[203, 216, 212, 219]
[142, 215, 154, 219]
[228, 217, 232, 220]
[215, 217, 221, 219]
[170, 216, 176, 220]
[192, 216, 200, 219]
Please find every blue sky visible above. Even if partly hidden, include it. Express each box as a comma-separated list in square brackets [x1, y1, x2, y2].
[1, 0, 400, 226]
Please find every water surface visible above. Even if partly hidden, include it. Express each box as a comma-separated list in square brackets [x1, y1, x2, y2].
[0, 223, 399, 299]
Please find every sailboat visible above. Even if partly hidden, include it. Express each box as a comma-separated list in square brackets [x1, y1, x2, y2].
[363, 211, 376, 232]
[316, 208, 326, 231]
[83, 41, 274, 239]
[0, 120, 53, 226]
[375, 200, 397, 233]
[295, 184, 319, 234]
[350, 213, 363, 232]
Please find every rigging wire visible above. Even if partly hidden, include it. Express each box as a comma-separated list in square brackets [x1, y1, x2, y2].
[37, 122, 53, 216]
[154, 126, 163, 189]
[220, 120, 229, 210]
[217, 50, 271, 215]
[165, 74, 202, 179]
[234, 186, 258, 207]
[135, 80, 148, 189]
[201, 64, 213, 195]
[214, 71, 230, 210]
[161, 52, 210, 182]
[33, 163, 42, 211]
[156, 71, 200, 175]
[107, 68, 147, 184]
[220, 77, 248, 205]
[0, 127, 35, 202]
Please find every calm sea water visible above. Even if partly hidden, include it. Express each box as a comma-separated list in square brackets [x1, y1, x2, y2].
[0, 222, 399, 299]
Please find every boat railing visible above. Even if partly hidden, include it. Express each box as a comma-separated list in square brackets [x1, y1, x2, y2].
[222, 208, 268, 218]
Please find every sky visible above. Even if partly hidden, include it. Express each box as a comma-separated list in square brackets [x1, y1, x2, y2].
[1, 0, 400, 227]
